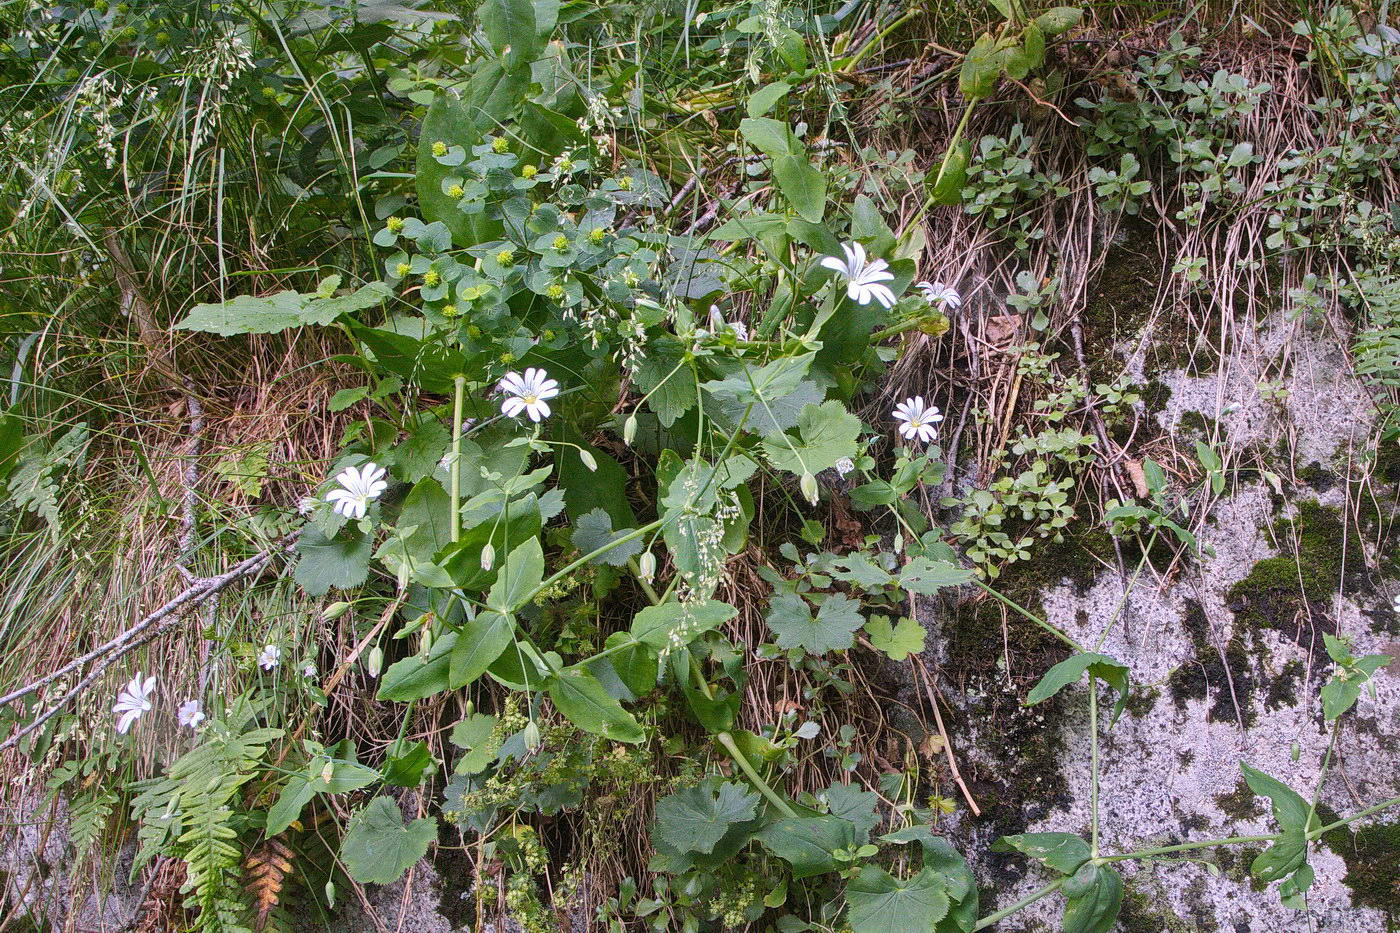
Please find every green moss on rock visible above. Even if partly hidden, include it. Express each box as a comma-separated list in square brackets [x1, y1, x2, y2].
[1316, 805, 1400, 917]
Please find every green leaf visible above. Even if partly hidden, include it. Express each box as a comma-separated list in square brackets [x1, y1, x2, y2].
[766, 592, 863, 655]
[1241, 763, 1318, 835]
[605, 630, 658, 697]
[328, 386, 370, 412]
[487, 538, 544, 612]
[377, 632, 457, 701]
[1061, 862, 1123, 933]
[898, 557, 973, 594]
[738, 117, 794, 158]
[546, 664, 644, 743]
[757, 815, 855, 878]
[449, 611, 515, 688]
[865, 616, 925, 662]
[340, 797, 437, 885]
[479, 0, 540, 69]
[773, 154, 827, 223]
[450, 713, 500, 775]
[846, 866, 949, 933]
[652, 779, 761, 856]
[959, 34, 1001, 100]
[630, 600, 737, 651]
[266, 774, 315, 835]
[1024, 652, 1131, 726]
[571, 509, 643, 567]
[175, 282, 390, 336]
[932, 140, 970, 205]
[633, 339, 697, 427]
[761, 401, 860, 475]
[747, 80, 792, 118]
[437, 502, 543, 593]
[1240, 763, 1319, 886]
[1034, 6, 1083, 36]
[990, 832, 1091, 874]
[383, 740, 434, 787]
[295, 528, 373, 597]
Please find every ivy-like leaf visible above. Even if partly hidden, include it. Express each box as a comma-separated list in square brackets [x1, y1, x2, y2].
[766, 592, 863, 654]
[761, 401, 861, 475]
[846, 866, 950, 933]
[652, 778, 761, 856]
[294, 527, 372, 597]
[340, 797, 437, 885]
[864, 615, 925, 662]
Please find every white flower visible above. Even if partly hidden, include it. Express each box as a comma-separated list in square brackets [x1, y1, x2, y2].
[707, 305, 749, 341]
[113, 673, 156, 735]
[917, 280, 962, 311]
[795, 720, 821, 740]
[892, 396, 944, 444]
[820, 242, 897, 309]
[499, 368, 560, 422]
[324, 463, 388, 520]
[834, 457, 855, 477]
[303, 662, 317, 678]
[258, 644, 281, 671]
[177, 700, 205, 730]
[297, 496, 317, 515]
[1392, 593, 1400, 613]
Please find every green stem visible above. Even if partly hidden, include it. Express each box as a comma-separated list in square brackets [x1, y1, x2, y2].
[450, 375, 465, 544]
[1089, 685, 1100, 856]
[1101, 834, 1281, 863]
[972, 878, 1064, 930]
[1313, 795, 1400, 835]
[971, 578, 1082, 651]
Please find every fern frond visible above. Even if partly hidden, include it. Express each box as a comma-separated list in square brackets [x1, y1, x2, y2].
[244, 837, 294, 931]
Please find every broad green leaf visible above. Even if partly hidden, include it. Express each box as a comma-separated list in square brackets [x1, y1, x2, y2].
[879, 828, 979, 931]
[449, 611, 515, 688]
[652, 779, 761, 856]
[898, 557, 973, 594]
[383, 740, 434, 787]
[1241, 763, 1319, 886]
[633, 340, 697, 426]
[437, 503, 543, 593]
[1061, 862, 1123, 933]
[175, 282, 390, 336]
[295, 528, 373, 597]
[630, 600, 737, 650]
[479, 0, 540, 69]
[266, 774, 315, 835]
[546, 664, 644, 743]
[378, 631, 457, 701]
[865, 615, 925, 662]
[932, 140, 970, 205]
[738, 117, 794, 158]
[773, 154, 826, 223]
[1035, 6, 1083, 35]
[1024, 652, 1132, 726]
[757, 815, 855, 878]
[747, 80, 792, 117]
[605, 630, 658, 697]
[990, 832, 1091, 874]
[571, 509, 643, 567]
[761, 401, 860, 475]
[487, 538, 544, 612]
[449, 713, 500, 775]
[1241, 763, 1318, 835]
[959, 34, 1001, 100]
[846, 866, 949, 933]
[766, 592, 863, 655]
[340, 797, 437, 885]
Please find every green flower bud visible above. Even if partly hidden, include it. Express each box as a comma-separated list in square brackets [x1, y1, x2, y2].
[546, 283, 565, 300]
[323, 601, 351, 620]
[367, 645, 383, 678]
[481, 543, 495, 571]
[579, 449, 597, 472]
[588, 226, 607, 244]
[491, 136, 509, 153]
[623, 414, 638, 446]
[800, 471, 819, 505]
[423, 269, 441, 287]
[447, 184, 465, 199]
[431, 141, 447, 157]
[441, 303, 459, 318]
[552, 233, 569, 251]
[394, 262, 411, 278]
[521, 164, 538, 179]
[386, 216, 405, 233]
[495, 247, 515, 266]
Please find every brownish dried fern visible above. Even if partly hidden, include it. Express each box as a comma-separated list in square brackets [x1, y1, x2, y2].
[243, 837, 294, 931]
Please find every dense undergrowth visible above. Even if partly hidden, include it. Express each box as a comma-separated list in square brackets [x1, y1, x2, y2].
[1, 1, 1399, 930]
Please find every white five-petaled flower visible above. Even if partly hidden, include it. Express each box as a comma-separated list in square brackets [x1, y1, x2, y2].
[821, 242, 897, 309]
[892, 396, 944, 444]
[917, 280, 962, 311]
[499, 368, 560, 422]
[834, 457, 855, 477]
[177, 699, 205, 730]
[258, 644, 281, 671]
[113, 673, 156, 735]
[325, 463, 388, 520]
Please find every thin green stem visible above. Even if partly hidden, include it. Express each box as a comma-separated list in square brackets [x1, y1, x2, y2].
[972, 578, 1082, 651]
[450, 375, 465, 544]
[1101, 834, 1280, 863]
[972, 878, 1064, 930]
[1089, 685, 1100, 856]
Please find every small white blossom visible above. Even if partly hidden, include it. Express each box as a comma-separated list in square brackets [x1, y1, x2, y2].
[303, 662, 317, 678]
[499, 368, 560, 422]
[820, 242, 897, 309]
[297, 496, 317, 515]
[113, 673, 156, 735]
[795, 720, 821, 740]
[834, 457, 855, 477]
[258, 644, 281, 671]
[917, 280, 962, 311]
[324, 463, 388, 520]
[892, 396, 943, 444]
[177, 700, 205, 730]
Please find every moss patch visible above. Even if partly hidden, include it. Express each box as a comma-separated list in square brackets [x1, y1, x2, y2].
[1227, 501, 1367, 647]
[1316, 805, 1400, 917]
[1166, 598, 1261, 727]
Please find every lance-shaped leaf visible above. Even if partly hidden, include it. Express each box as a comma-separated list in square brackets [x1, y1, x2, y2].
[545, 664, 644, 743]
[1025, 652, 1132, 726]
[1060, 862, 1124, 933]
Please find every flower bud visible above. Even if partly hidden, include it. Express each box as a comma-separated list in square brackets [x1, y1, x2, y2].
[638, 551, 656, 582]
[623, 414, 638, 446]
[481, 543, 495, 571]
[579, 449, 598, 471]
[367, 645, 383, 678]
[800, 472, 819, 505]
[324, 601, 351, 620]
[523, 720, 542, 751]
[321, 761, 335, 783]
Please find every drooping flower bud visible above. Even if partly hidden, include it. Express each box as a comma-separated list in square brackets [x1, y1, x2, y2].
[367, 645, 383, 678]
[638, 551, 656, 582]
[800, 472, 819, 505]
[324, 601, 351, 620]
[579, 449, 598, 471]
[481, 543, 495, 572]
[623, 414, 638, 446]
